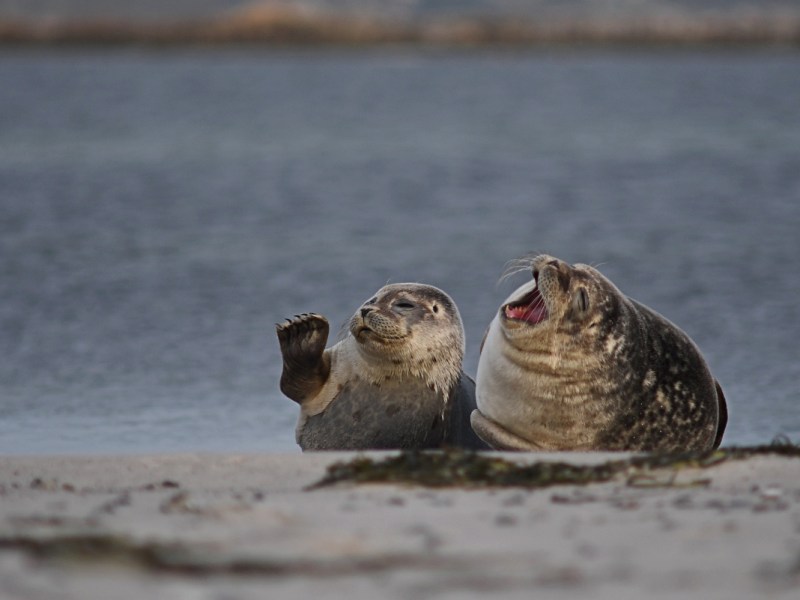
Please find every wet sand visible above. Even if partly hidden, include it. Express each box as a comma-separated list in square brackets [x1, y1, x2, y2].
[1, 451, 799, 599]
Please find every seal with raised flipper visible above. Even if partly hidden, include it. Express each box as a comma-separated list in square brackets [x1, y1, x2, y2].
[472, 254, 727, 452]
[276, 283, 488, 451]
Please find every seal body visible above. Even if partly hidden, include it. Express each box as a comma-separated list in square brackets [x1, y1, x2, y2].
[277, 283, 487, 451]
[473, 255, 727, 452]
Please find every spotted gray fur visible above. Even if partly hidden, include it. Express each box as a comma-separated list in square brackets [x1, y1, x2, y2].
[474, 254, 727, 452]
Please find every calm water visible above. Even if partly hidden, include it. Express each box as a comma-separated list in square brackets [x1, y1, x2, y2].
[1, 48, 799, 454]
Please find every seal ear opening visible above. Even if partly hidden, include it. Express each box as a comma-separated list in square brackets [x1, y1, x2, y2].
[712, 380, 728, 449]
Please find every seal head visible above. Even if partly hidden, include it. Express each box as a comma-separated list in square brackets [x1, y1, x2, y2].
[346, 284, 463, 395]
[277, 283, 486, 451]
[473, 254, 727, 452]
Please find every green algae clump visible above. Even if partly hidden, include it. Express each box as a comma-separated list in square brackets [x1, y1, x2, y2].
[310, 440, 800, 490]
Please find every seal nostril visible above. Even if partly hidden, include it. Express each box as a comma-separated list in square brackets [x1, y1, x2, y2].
[360, 307, 372, 318]
[547, 259, 559, 268]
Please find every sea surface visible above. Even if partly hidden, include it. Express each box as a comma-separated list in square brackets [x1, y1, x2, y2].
[1, 48, 799, 455]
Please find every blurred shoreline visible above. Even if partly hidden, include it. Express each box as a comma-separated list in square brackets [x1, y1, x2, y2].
[2, 9, 800, 47]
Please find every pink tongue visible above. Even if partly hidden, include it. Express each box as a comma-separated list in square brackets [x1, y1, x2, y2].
[505, 303, 548, 324]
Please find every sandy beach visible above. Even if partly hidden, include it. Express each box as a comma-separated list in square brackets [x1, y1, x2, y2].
[1, 451, 799, 599]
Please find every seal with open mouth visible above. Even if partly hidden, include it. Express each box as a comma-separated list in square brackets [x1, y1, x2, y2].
[472, 254, 727, 452]
[277, 283, 487, 451]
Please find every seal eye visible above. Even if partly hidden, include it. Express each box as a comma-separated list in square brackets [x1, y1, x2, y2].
[394, 301, 415, 310]
[574, 288, 590, 313]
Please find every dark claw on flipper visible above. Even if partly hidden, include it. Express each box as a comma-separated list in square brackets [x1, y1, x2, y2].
[276, 313, 331, 404]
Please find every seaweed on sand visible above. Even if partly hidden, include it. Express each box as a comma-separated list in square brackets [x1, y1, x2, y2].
[310, 438, 800, 490]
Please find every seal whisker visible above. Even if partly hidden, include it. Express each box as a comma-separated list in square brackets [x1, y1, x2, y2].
[526, 296, 546, 312]
[499, 257, 536, 283]
[335, 319, 351, 343]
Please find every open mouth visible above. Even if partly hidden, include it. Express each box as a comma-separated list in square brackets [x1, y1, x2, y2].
[503, 270, 548, 325]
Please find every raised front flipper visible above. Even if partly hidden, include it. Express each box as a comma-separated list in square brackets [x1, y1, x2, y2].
[276, 313, 331, 404]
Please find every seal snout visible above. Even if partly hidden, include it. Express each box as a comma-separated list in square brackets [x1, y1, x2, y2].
[351, 308, 374, 340]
